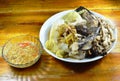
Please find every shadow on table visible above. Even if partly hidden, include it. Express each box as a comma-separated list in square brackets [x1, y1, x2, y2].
[55, 57, 104, 73]
[9, 54, 105, 77]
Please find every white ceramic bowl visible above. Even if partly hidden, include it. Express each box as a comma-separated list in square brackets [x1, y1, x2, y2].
[39, 10, 117, 63]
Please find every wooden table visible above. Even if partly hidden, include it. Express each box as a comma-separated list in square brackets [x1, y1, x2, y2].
[0, 0, 120, 81]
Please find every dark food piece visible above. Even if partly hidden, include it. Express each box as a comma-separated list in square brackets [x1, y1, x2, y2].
[75, 6, 92, 14]
[75, 24, 100, 36]
[76, 26, 100, 51]
[86, 48, 107, 58]
[75, 6, 111, 59]
[85, 41, 107, 58]
[75, 6, 99, 28]
[75, 25, 91, 36]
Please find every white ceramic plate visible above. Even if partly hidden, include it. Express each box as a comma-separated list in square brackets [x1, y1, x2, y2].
[39, 10, 117, 63]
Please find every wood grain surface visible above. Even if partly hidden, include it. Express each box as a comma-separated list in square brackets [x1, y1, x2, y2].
[0, 0, 120, 81]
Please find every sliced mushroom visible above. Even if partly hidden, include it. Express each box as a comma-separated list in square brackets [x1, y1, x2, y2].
[99, 19, 106, 41]
[107, 25, 115, 41]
